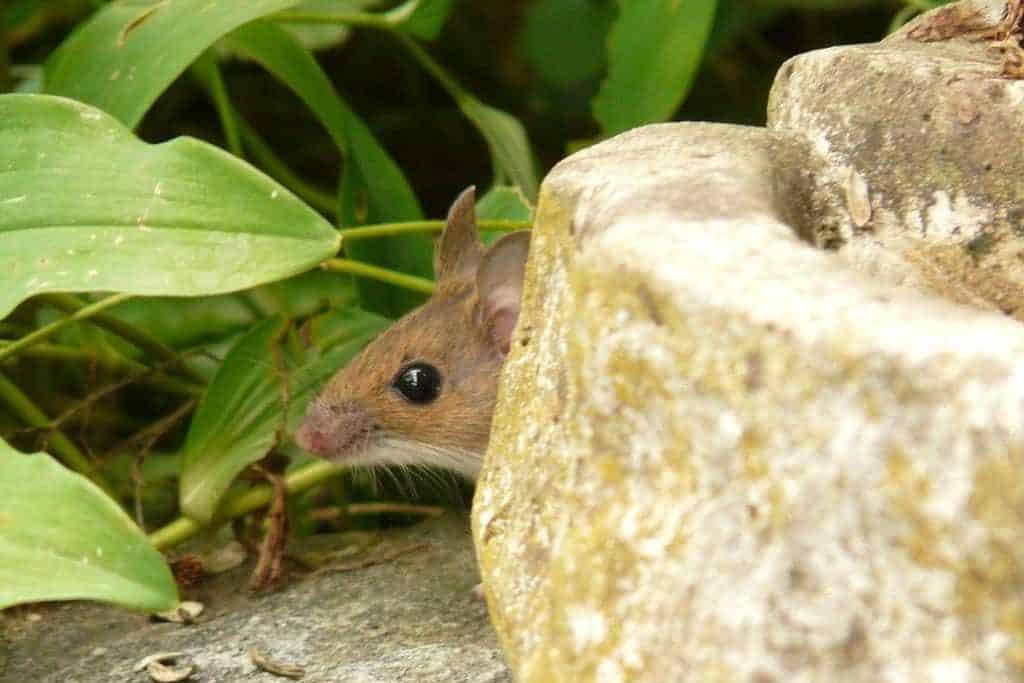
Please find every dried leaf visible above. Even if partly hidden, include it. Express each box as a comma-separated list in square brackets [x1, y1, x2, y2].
[199, 541, 248, 575]
[250, 648, 306, 679]
[146, 660, 196, 683]
[153, 601, 204, 624]
[134, 652, 186, 671]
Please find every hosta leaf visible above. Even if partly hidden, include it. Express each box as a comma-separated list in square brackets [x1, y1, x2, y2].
[0, 443, 178, 612]
[179, 308, 388, 522]
[593, 0, 718, 137]
[44, 0, 305, 129]
[0, 94, 339, 320]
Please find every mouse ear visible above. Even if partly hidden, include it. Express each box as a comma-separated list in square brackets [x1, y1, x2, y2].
[435, 186, 484, 283]
[476, 230, 530, 356]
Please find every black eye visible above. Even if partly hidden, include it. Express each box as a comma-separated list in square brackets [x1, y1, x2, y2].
[392, 362, 442, 404]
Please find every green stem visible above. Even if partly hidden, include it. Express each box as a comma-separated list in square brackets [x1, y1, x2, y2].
[0, 293, 132, 364]
[202, 55, 243, 157]
[0, 372, 112, 493]
[269, 10, 390, 29]
[238, 119, 338, 216]
[339, 219, 529, 240]
[38, 294, 207, 385]
[0, 341, 203, 397]
[394, 33, 466, 104]
[149, 460, 343, 550]
[323, 258, 435, 295]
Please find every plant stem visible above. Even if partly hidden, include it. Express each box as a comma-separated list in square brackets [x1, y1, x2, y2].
[149, 460, 344, 550]
[0, 293, 133, 364]
[38, 294, 207, 385]
[202, 55, 243, 157]
[269, 10, 390, 30]
[0, 341, 203, 397]
[339, 219, 529, 240]
[0, 372, 112, 493]
[322, 259, 435, 295]
[394, 33, 466, 103]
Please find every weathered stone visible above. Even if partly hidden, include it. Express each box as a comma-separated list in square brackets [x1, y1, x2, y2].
[472, 122, 1024, 681]
[4, 514, 509, 682]
[768, 17, 1024, 320]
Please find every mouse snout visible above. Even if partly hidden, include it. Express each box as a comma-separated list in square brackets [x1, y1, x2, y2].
[295, 399, 373, 460]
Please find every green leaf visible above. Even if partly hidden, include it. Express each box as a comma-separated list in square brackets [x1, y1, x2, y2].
[477, 185, 532, 245]
[388, 0, 456, 40]
[399, 37, 539, 202]
[179, 308, 388, 522]
[521, 0, 615, 88]
[0, 94, 339, 320]
[44, 0, 304, 129]
[593, 0, 718, 137]
[106, 296, 260, 351]
[222, 21, 433, 317]
[0, 443, 178, 612]
[461, 98, 539, 203]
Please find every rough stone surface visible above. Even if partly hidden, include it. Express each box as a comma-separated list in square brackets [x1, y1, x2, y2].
[3, 514, 509, 682]
[472, 122, 1024, 682]
[768, 21, 1024, 321]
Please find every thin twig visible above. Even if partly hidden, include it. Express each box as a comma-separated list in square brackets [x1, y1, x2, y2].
[0, 372, 112, 492]
[128, 399, 198, 531]
[309, 503, 444, 520]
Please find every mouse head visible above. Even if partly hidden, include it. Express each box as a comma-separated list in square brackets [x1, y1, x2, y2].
[295, 187, 530, 479]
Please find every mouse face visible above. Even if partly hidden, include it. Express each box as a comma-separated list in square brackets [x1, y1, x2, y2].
[295, 187, 530, 480]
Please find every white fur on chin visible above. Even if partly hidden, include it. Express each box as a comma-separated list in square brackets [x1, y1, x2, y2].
[345, 435, 483, 481]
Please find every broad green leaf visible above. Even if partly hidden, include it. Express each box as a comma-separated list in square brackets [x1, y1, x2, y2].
[107, 296, 260, 351]
[461, 98, 539, 203]
[0, 94, 339, 320]
[179, 308, 388, 522]
[521, 0, 615, 87]
[593, 0, 718, 137]
[0, 443, 178, 612]
[44, 0, 304, 129]
[477, 185, 532, 245]
[221, 21, 433, 317]
[477, 185, 533, 221]
[388, 0, 457, 40]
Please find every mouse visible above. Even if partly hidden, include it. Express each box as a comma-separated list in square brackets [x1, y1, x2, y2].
[294, 186, 530, 480]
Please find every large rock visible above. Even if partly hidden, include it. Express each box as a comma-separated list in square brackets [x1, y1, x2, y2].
[768, 17, 1024, 321]
[472, 117, 1024, 681]
[3, 514, 509, 682]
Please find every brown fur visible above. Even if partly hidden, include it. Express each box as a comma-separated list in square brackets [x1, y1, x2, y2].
[294, 187, 529, 479]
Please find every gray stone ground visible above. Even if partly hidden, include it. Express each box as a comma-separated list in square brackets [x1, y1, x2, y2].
[1, 513, 509, 683]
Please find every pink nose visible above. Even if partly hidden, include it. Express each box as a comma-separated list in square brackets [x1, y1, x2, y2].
[295, 421, 331, 455]
[294, 400, 373, 460]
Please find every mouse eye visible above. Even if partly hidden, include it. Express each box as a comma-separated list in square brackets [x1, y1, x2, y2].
[392, 362, 442, 404]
